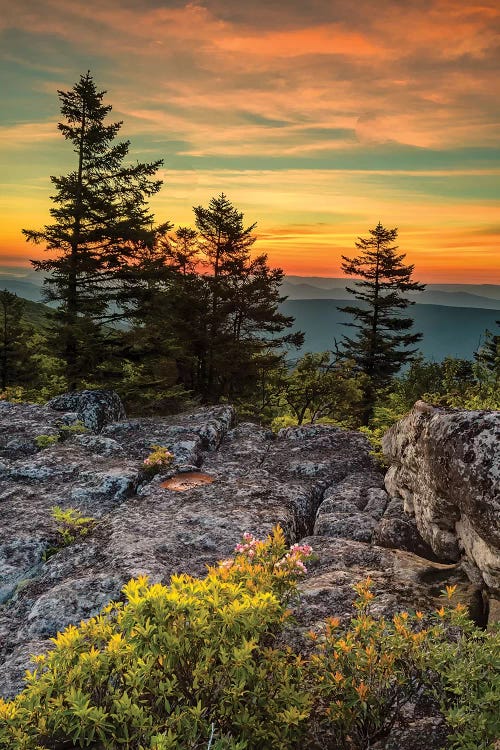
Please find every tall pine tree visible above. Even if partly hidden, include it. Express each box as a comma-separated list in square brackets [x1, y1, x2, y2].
[23, 72, 163, 390]
[186, 194, 302, 400]
[338, 222, 425, 424]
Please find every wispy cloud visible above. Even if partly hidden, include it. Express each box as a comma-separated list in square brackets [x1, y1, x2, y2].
[0, 0, 499, 281]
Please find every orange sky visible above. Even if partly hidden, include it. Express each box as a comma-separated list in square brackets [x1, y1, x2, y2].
[1, 0, 499, 283]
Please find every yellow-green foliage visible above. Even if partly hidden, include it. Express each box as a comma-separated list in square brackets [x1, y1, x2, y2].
[142, 445, 175, 475]
[59, 420, 89, 436]
[0, 528, 310, 750]
[270, 414, 298, 432]
[35, 423, 89, 450]
[34, 433, 60, 449]
[0, 531, 498, 750]
[49, 506, 97, 548]
[306, 581, 499, 749]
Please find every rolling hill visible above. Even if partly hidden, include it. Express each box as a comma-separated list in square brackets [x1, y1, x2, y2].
[280, 299, 499, 363]
[282, 278, 500, 309]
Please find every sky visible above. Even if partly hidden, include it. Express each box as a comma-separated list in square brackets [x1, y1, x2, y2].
[1, 0, 499, 283]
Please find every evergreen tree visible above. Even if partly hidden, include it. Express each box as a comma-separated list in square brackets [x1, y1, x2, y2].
[191, 194, 302, 400]
[165, 226, 199, 276]
[192, 193, 256, 396]
[0, 290, 35, 390]
[338, 223, 425, 424]
[23, 71, 163, 390]
[107, 222, 185, 407]
[476, 322, 500, 379]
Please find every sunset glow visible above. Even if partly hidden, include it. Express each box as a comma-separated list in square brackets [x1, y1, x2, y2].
[1, 0, 499, 283]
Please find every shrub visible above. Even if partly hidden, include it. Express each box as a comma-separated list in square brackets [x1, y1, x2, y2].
[0, 528, 311, 750]
[304, 581, 500, 749]
[43, 506, 97, 560]
[271, 414, 299, 432]
[34, 433, 60, 449]
[59, 420, 89, 437]
[0, 530, 498, 750]
[35, 422, 88, 450]
[143, 445, 175, 476]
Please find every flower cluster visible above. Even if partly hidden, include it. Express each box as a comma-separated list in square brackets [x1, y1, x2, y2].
[234, 532, 258, 558]
[219, 530, 313, 581]
[143, 445, 174, 472]
[274, 543, 313, 575]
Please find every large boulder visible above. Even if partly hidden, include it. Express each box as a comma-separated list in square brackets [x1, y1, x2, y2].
[47, 389, 126, 433]
[383, 401, 500, 592]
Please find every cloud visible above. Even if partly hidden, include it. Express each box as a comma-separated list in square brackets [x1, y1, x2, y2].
[0, 121, 60, 146]
[1, 0, 499, 281]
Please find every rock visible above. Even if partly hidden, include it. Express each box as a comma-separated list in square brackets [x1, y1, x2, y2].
[314, 471, 389, 541]
[314, 512, 378, 542]
[70, 434, 123, 456]
[26, 575, 121, 638]
[373, 498, 440, 560]
[296, 535, 485, 630]
[47, 389, 126, 432]
[0, 395, 492, 734]
[373, 716, 448, 750]
[383, 401, 500, 591]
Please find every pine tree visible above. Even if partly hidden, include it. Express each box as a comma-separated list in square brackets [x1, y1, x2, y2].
[23, 71, 163, 390]
[165, 227, 199, 276]
[476, 322, 500, 378]
[189, 194, 302, 400]
[338, 222, 425, 424]
[0, 290, 35, 390]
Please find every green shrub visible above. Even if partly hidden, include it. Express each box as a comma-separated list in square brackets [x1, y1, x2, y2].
[59, 420, 89, 437]
[305, 581, 500, 749]
[142, 444, 175, 477]
[43, 506, 97, 560]
[34, 433, 60, 449]
[35, 422, 88, 451]
[1, 528, 311, 750]
[270, 414, 299, 432]
[0, 531, 498, 750]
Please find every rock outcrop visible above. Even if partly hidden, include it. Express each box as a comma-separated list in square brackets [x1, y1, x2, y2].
[383, 401, 500, 593]
[1, 394, 498, 749]
[47, 389, 126, 432]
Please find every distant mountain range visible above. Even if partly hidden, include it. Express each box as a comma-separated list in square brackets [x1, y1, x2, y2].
[0, 268, 498, 362]
[282, 277, 500, 309]
[279, 276, 500, 361]
[281, 299, 499, 363]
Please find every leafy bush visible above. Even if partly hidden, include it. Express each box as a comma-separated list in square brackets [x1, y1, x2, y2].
[34, 433, 60, 449]
[306, 582, 500, 749]
[43, 506, 97, 560]
[143, 445, 175, 477]
[0, 530, 498, 750]
[0, 528, 312, 750]
[271, 414, 299, 432]
[59, 420, 89, 437]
